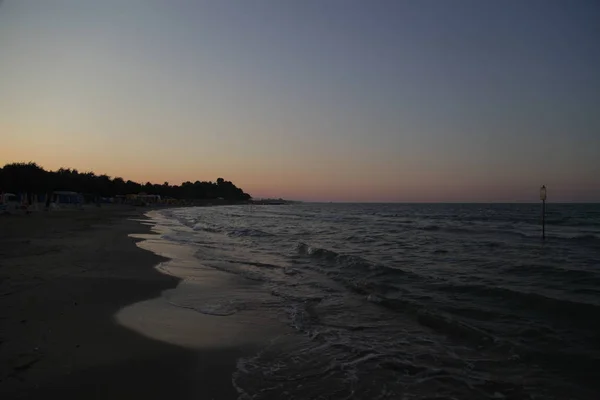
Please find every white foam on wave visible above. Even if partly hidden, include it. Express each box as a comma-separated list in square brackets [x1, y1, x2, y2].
[192, 222, 221, 233]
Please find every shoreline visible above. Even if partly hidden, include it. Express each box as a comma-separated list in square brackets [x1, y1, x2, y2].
[115, 209, 290, 382]
[0, 205, 253, 399]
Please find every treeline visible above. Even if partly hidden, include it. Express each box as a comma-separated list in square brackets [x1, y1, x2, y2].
[0, 162, 251, 201]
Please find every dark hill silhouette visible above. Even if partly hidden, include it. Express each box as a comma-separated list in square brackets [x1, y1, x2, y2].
[0, 162, 251, 201]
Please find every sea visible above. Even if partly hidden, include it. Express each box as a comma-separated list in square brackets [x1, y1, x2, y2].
[148, 203, 600, 400]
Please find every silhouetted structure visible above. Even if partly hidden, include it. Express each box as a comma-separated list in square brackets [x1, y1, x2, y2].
[0, 162, 251, 201]
[540, 185, 547, 240]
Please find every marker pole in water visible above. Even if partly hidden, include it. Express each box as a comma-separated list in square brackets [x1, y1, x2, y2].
[540, 185, 547, 240]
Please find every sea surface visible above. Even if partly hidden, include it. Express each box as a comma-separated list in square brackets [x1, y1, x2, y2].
[151, 203, 600, 399]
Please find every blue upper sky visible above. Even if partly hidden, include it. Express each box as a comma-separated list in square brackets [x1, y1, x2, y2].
[0, 0, 598, 201]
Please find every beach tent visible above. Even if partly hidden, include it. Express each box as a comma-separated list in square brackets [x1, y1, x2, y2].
[52, 191, 84, 207]
[0, 193, 19, 213]
[1, 193, 17, 203]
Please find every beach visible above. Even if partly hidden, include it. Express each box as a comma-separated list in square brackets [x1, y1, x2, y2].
[0, 206, 271, 399]
[2, 203, 599, 399]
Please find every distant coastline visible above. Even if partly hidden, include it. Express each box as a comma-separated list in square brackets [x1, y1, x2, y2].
[249, 198, 301, 205]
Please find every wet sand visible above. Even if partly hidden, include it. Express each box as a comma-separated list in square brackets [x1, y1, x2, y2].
[0, 206, 259, 399]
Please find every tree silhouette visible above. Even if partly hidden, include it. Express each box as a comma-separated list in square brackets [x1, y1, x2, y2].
[0, 162, 251, 201]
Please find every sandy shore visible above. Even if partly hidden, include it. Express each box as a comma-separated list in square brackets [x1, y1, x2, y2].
[0, 206, 255, 399]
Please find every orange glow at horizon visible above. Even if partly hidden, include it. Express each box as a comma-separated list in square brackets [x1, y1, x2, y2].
[3, 138, 596, 203]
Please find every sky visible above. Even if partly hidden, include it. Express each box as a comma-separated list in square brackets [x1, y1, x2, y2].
[0, 0, 599, 202]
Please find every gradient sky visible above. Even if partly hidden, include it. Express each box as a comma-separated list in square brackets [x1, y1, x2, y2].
[1, 0, 599, 202]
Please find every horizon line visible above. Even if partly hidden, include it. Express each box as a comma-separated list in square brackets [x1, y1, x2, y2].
[289, 201, 600, 205]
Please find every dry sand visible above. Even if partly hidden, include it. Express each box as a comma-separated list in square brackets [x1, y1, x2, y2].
[0, 206, 258, 399]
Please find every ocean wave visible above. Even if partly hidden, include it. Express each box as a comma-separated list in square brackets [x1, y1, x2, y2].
[296, 242, 337, 259]
[227, 259, 284, 270]
[160, 209, 199, 228]
[286, 301, 321, 331]
[568, 234, 600, 244]
[157, 209, 176, 220]
[192, 221, 273, 238]
[416, 310, 498, 344]
[550, 217, 600, 227]
[376, 214, 414, 223]
[192, 222, 222, 233]
[231, 312, 531, 400]
[363, 294, 519, 354]
[351, 278, 600, 352]
[412, 223, 530, 239]
[227, 228, 273, 237]
[297, 242, 420, 277]
[296, 242, 378, 270]
[502, 263, 600, 284]
[270, 289, 324, 303]
[434, 282, 600, 327]
[159, 233, 218, 248]
[420, 223, 600, 245]
[446, 226, 530, 238]
[294, 242, 426, 305]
